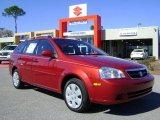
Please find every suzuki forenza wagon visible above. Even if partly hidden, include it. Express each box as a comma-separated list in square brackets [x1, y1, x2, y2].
[9, 37, 154, 112]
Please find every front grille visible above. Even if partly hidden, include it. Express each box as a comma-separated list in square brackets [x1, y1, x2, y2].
[126, 68, 148, 78]
[128, 87, 152, 99]
[1, 52, 9, 56]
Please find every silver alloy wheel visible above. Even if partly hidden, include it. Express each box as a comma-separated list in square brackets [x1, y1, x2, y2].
[65, 83, 82, 109]
[13, 71, 19, 87]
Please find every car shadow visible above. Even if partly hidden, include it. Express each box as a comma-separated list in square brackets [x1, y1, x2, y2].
[20, 84, 63, 100]
[88, 92, 160, 115]
[33, 87, 63, 100]
[20, 84, 35, 89]
[20, 85, 160, 115]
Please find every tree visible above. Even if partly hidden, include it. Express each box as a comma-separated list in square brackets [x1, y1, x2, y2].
[2, 5, 26, 33]
[3, 29, 13, 37]
[0, 29, 13, 38]
[90, 25, 94, 30]
[137, 23, 142, 27]
[90, 25, 104, 30]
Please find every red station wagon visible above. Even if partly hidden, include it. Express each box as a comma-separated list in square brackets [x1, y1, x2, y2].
[9, 37, 154, 112]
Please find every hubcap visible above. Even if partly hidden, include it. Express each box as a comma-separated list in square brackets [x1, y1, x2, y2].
[65, 83, 82, 109]
[13, 72, 19, 87]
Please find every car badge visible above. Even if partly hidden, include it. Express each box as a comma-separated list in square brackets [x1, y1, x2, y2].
[138, 71, 143, 77]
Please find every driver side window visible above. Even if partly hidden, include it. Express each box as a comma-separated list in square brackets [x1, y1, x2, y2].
[36, 40, 55, 56]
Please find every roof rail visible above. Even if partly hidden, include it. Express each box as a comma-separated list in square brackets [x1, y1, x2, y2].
[29, 35, 52, 40]
[36, 35, 52, 38]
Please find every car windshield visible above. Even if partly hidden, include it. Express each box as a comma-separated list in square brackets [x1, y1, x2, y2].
[2, 46, 17, 50]
[54, 39, 106, 55]
[133, 49, 144, 52]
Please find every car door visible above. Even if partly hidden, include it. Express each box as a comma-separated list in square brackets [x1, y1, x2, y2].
[18, 40, 39, 84]
[32, 40, 59, 91]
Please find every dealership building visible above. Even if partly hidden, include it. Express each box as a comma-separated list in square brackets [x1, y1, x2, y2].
[0, 4, 159, 59]
[102, 26, 159, 59]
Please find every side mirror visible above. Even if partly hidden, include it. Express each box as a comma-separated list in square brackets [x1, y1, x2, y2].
[42, 50, 55, 58]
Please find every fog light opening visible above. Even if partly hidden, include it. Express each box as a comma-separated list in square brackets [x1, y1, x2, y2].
[116, 94, 124, 100]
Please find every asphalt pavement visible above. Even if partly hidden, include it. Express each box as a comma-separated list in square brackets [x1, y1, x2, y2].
[0, 67, 160, 120]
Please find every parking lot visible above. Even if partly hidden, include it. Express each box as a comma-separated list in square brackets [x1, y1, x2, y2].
[0, 65, 160, 120]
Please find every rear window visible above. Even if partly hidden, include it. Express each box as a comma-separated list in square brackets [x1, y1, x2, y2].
[133, 49, 144, 52]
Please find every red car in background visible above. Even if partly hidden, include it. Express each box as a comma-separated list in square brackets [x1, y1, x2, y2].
[9, 37, 154, 112]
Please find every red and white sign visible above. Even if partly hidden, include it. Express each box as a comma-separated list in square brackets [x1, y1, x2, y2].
[69, 4, 87, 18]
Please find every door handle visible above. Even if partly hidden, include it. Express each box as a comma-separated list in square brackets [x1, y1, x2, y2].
[33, 59, 39, 62]
[18, 57, 22, 60]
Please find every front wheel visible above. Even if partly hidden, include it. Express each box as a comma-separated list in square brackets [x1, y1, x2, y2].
[64, 78, 90, 112]
[12, 69, 24, 89]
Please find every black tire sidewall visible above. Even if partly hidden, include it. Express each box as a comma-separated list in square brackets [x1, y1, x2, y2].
[64, 78, 90, 112]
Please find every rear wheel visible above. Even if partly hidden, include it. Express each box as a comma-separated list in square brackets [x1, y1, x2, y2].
[0, 60, 2, 64]
[12, 69, 24, 89]
[64, 78, 90, 112]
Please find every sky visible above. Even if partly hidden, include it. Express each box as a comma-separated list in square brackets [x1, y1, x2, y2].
[0, 0, 160, 33]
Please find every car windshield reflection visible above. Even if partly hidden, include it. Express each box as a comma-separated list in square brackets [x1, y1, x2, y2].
[54, 39, 106, 55]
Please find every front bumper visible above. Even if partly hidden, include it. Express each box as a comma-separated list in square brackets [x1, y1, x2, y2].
[90, 74, 154, 104]
[0, 55, 10, 61]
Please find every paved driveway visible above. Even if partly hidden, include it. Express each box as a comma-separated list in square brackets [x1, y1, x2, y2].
[0, 68, 160, 120]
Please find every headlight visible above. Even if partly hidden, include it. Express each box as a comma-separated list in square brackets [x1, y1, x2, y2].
[99, 67, 125, 79]
[144, 65, 150, 74]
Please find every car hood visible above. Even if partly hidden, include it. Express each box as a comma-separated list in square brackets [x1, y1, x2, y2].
[67, 55, 144, 70]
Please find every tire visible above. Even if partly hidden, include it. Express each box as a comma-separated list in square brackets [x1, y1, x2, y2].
[12, 69, 24, 89]
[0, 60, 2, 64]
[64, 78, 90, 112]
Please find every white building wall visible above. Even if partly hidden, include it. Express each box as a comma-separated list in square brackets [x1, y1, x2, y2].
[103, 26, 159, 59]
[0, 37, 14, 43]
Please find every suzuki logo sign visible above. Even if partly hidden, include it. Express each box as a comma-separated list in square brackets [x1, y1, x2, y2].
[69, 4, 87, 18]
[73, 6, 82, 16]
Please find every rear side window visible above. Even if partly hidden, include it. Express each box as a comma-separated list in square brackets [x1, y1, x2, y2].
[14, 42, 26, 54]
[23, 41, 38, 55]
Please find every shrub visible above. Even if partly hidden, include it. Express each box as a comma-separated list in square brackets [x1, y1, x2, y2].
[148, 56, 156, 62]
[138, 57, 155, 71]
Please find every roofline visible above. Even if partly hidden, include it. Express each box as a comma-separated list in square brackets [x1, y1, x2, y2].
[104, 26, 159, 30]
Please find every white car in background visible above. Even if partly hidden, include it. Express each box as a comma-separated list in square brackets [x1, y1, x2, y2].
[0, 45, 17, 64]
[130, 49, 148, 60]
